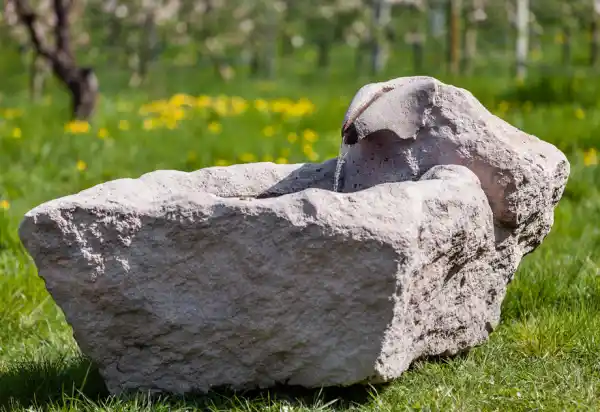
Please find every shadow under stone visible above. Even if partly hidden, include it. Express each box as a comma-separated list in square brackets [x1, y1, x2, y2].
[255, 158, 338, 199]
[0, 356, 388, 411]
[0, 356, 108, 409]
[161, 382, 390, 411]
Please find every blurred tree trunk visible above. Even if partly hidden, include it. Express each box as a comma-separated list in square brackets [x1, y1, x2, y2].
[264, 4, 279, 79]
[355, 41, 367, 73]
[129, 12, 159, 87]
[280, 0, 294, 57]
[317, 40, 331, 68]
[515, 0, 529, 81]
[249, 49, 261, 77]
[13, 0, 98, 120]
[371, 0, 392, 74]
[447, 0, 462, 75]
[462, 0, 486, 75]
[561, 4, 574, 68]
[406, 31, 425, 73]
[427, 0, 445, 74]
[429, 0, 446, 39]
[591, 0, 600, 68]
[404, 4, 426, 74]
[29, 53, 49, 101]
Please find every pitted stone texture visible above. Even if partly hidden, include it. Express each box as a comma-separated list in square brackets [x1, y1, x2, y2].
[19, 76, 570, 396]
[20, 164, 497, 395]
[340, 76, 570, 281]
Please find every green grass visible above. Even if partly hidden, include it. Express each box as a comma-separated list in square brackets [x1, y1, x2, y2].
[0, 69, 599, 411]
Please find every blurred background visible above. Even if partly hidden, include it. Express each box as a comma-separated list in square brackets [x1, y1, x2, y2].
[1, 2, 600, 409]
[0, 0, 599, 219]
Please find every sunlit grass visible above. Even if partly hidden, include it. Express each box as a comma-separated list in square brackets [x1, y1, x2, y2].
[0, 76, 599, 411]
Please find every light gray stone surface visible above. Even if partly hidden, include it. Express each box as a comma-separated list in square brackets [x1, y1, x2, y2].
[18, 76, 569, 396]
[340, 76, 570, 281]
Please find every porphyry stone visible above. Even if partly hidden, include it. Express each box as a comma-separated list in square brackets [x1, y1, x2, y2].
[340, 75, 570, 281]
[18, 76, 569, 396]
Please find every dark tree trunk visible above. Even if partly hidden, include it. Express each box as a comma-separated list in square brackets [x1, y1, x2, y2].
[317, 41, 331, 68]
[69, 68, 98, 119]
[281, 33, 294, 56]
[14, 0, 99, 120]
[412, 41, 424, 73]
[249, 50, 261, 77]
[51, 61, 98, 119]
[447, 0, 462, 75]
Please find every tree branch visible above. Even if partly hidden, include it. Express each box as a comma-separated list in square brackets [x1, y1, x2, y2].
[53, 0, 73, 60]
[11, 0, 55, 61]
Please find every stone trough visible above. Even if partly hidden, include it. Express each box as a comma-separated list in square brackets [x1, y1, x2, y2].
[18, 76, 570, 395]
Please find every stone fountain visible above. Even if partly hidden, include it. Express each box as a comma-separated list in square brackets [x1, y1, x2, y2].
[18, 76, 570, 395]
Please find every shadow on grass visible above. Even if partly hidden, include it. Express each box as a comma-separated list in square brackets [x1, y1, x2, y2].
[0, 356, 108, 410]
[0, 356, 388, 411]
[161, 383, 388, 411]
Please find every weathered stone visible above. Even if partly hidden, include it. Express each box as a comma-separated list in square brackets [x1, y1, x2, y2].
[340, 76, 570, 281]
[18, 76, 569, 396]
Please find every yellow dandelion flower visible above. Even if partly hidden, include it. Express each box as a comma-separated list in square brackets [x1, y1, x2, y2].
[583, 148, 598, 166]
[164, 117, 178, 130]
[11, 127, 22, 139]
[270, 98, 292, 114]
[143, 118, 157, 130]
[275, 157, 288, 164]
[254, 99, 269, 112]
[3, 108, 22, 119]
[139, 100, 169, 116]
[208, 121, 222, 134]
[196, 95, 212, 108]
[65, 120, 90, 134]
[575, 108, 586, 120]
[287, 133, 298, 143]
[169, 93, 195, 107]
[231, 97, 248, 115]
[0, 199, 10, 210]
[282, 98, 317, 118]
[76, 160, 87, 171]
[239, 153, 256, 163]
[215, 159, 230, 166]
[262, 125, 276, 137]
[213, 99, 229, 116]
[97, 127, 109, 139]
[118, 120, 130, 131]
[166, 107, 186, 121]
[303, 129, 318, 143]
[303, 144, 319, 161]
[296, 98, 316, 115]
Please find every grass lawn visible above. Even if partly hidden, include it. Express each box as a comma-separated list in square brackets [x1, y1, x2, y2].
[0, 71, 599, 411]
